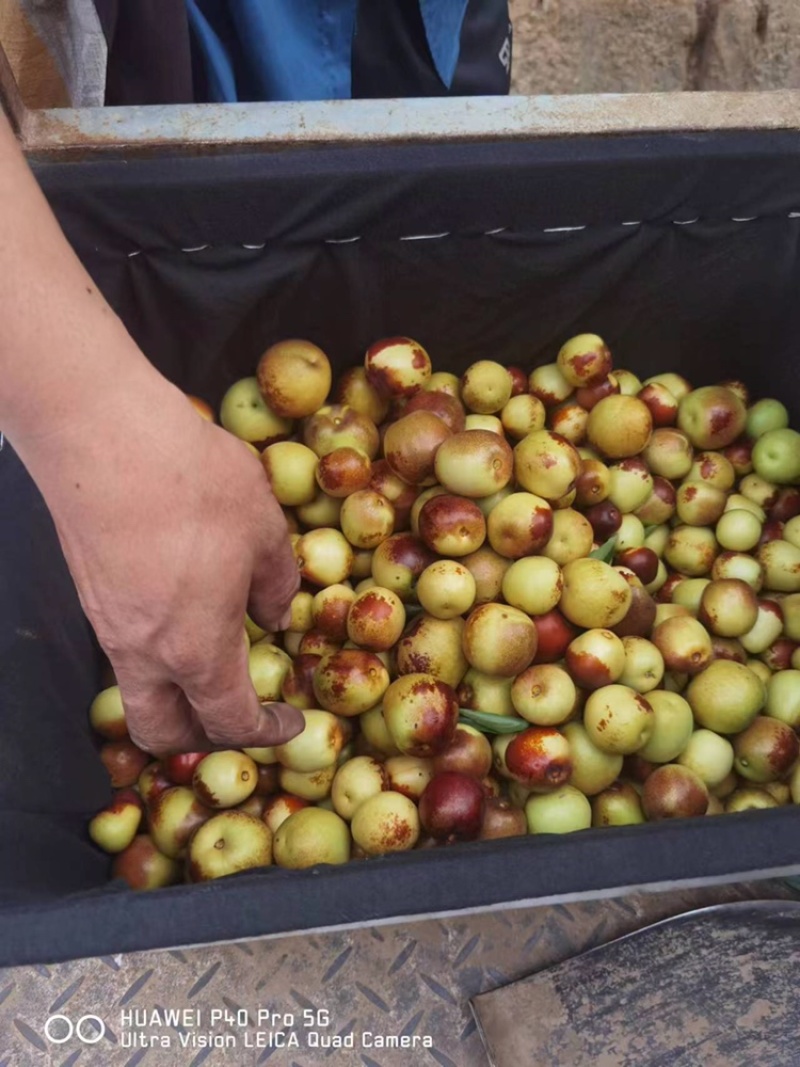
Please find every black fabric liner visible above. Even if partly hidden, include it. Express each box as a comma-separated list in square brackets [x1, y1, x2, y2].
[1, 130, 800, 965]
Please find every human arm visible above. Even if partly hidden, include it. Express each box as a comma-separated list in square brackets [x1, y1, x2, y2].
[0, 113, 302, 754]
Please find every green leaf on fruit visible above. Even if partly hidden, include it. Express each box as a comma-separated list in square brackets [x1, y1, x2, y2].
[589, 535, 618, 564]
[458, 708, 528, 734]
[643, 524, 660, 538]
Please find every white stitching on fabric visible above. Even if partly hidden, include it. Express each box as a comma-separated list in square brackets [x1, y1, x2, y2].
[399, 232, 450, 241]
[119, 213, 800, 258]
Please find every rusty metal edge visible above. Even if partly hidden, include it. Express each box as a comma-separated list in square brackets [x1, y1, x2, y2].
[0, 37, 26, 135]
[18, 90, 800, 161]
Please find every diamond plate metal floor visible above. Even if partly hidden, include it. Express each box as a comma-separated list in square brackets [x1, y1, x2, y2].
[0, 880, 791, 1067]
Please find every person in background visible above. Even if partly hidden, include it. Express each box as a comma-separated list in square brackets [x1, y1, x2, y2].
[1, 2, 511, 108]
[0, 3, 511, 756]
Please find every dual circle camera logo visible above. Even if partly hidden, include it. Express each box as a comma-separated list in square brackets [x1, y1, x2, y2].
[44, 1014, 106, 1044]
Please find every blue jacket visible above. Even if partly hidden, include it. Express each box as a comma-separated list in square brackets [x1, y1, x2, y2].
[186, 0, 470, 101]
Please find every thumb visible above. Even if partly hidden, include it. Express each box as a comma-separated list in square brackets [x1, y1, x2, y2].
[179, 626, 304, 748]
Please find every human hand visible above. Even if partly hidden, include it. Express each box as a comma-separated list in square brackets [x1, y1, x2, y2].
[18, 374, 303, 756]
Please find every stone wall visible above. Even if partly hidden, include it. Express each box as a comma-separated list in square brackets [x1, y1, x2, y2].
[510, 0, 800, 94]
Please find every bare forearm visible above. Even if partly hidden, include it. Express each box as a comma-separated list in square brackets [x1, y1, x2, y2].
[0, 114, 175, 460]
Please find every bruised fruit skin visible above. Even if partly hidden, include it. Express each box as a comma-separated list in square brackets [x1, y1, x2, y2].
[419, 772, 485, 841]
[383, 411, 451, 485]
[188, 812, 273, 882]
[514, 430, 582, 502]
[385, 755, 434, 800]
[163, 752, 207, 787]
[112, 834, 182, 890]
[479, 797, 528, 839]
[432, 724, 493, 779]
[149, 787, 213, 859]
[279, 653, 322, 712]
[698, 579, 759, 637]
[637, 382, 678, 427]
[434, 430, 514, 498]
[340, 489, 395, 550]
[505, 727, 573, 791]
[296, 528, 354, 587]
[591, 781, 645, 826]
[565, 629, 626, 690]
[100, 740, 150, 788]
[576, 375, 620, 412]
[457, 669, 515, 717]
[193, 751, 259, 808]
[557, 334, 612, 387]
[396, 614, 468, 688]
[262, 793, 309, 834]
[732, 716, 799, 783]
[346, 587, 406, 651]
[487, 492, 554, 559]
[139, 762, 174, 806]
[418, 494, 487, 556]
[312, 585, 356, 642]
[533, 610, 579, 664]
[382, 673, 460, 757]
[351, 791, 421, 854]
[315, 447, 372, 497]
[364, 336, 431, 397]
[462, 603, 538, 676]
[642, 765, 709, 820]
[371, 533, 436, 601]
[677, 385, 747, 450]
[89, 794, 143, 853]
[335, 366, 390, 424]
[651, 616, 713, 675]
[583, 685, 654, 755]
[304, 404, 380, 460]
[404, 390, 466, 434]
[90, 685, 128, 740]
[312, 649, 390, 716]
[257, 339, 331, 419]
[463, 545, 511, 604]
